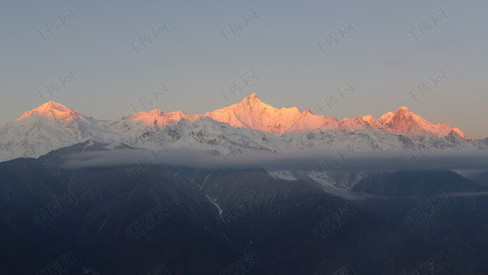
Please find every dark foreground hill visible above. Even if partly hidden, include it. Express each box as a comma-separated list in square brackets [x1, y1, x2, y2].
[0, 147, 486, 274]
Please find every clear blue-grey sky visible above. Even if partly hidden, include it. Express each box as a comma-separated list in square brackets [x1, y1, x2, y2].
[1, 0, 487, 138]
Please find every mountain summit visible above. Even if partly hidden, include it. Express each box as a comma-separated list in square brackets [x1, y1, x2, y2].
[379, 106, 456, 138]
[204, 93, 338, 134]
[16, 101, 83, 122]
[3, 101, 94, 161]
[129, 109, 202, 127]
[204, 93, 303, 133]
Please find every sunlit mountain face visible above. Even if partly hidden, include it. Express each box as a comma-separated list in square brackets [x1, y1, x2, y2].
[16, 101, 84, 122]
[1, 95, 487, 274]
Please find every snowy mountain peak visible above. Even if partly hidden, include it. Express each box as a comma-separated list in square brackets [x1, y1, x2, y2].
[379, 106, 456, 137]
[451, 127, 467, 139]
[391, 106, 420, 122]
[129, 109, 168, 127]
[396, 106, 412, 113]
[205, 93, 336, 134]
[130, 109, 202, 127]
[338, 115, 382, 131]
[16, 101, 83, 122]
[240, 93, 269, 107]
[378, 112, 394, 124]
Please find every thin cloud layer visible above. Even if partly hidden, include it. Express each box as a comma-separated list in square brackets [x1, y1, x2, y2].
[61, 148, 488, 171]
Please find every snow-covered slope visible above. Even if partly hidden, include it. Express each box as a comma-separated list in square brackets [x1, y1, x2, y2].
[0, 95, 484, 162]
[129, 109, 202, 127]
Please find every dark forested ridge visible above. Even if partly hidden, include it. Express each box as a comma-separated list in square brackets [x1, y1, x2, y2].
[0, 149, 487, 274]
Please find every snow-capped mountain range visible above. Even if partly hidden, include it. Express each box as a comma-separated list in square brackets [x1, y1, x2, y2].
[0, 94, 486, 162]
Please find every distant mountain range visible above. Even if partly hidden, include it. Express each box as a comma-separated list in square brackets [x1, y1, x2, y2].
[0, 94, 486, 162]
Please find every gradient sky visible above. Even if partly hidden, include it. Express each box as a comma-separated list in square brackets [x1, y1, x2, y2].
[1, 0, 487, 138]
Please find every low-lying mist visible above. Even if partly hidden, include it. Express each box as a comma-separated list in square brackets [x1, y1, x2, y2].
[60, 147, 488, 171]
